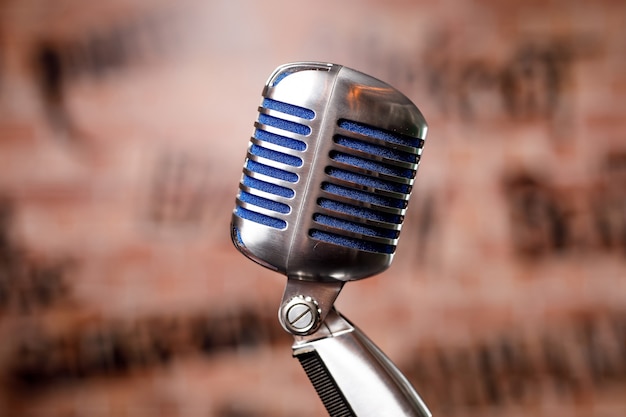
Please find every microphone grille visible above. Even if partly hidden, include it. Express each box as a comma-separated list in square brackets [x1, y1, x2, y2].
[310, 119, 424, 254]
[231, 62, 427, 280]
[234, 97, 315, 230]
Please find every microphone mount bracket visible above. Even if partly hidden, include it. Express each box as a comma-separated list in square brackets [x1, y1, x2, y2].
[278, 278, 344, 336]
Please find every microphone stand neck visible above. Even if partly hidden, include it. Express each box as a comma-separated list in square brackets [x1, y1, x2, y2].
[292, 309, 432, 417]
[277, 278, 431, 417]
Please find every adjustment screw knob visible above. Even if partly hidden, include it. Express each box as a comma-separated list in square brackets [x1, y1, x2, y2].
[280, 295, 321, 335]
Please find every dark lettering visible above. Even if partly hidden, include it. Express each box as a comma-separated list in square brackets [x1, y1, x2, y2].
[503, 174, 568, 258]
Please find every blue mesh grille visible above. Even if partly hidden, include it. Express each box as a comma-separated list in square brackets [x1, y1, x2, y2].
[309, 230, 395, 254]
[262, 98, 315, 120]
[317, 198, 401, 224]
[245, 160, 298, 183]
[310, 118, 422, 253]
[234, 206, 287, 230]
[313, 214, 399, 239]
[259, 114, 311, 136]
[337, 119, 422, 148]
[334, 135, 418, 163]
[234, 98, 315, 230]
[250, 144, 302, 167]
[240, 191, 290, 214]
[325, 167, 410, 194]
[321, 182, 406, 209]
[329, 151, 415, 179]
[243, 175, 294, 198]
[254, 129, 306, 151]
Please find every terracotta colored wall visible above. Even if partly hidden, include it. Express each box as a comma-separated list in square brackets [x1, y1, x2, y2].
[0, 0, 624, 416]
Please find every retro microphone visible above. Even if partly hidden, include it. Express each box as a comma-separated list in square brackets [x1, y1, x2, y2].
[231, 62, 430, 416]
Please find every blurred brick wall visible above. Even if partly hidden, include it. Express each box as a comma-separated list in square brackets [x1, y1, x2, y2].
[0, 0, 624, 416]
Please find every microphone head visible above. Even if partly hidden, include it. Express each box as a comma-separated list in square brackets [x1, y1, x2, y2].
[231, 62, 427, 282]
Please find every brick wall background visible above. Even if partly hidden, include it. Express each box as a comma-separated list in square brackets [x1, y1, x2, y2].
[0, 0, 624, 416]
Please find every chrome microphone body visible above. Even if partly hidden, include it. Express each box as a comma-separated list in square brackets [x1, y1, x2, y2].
[231, 62, 426, 282]
[230, 62, 430, 416]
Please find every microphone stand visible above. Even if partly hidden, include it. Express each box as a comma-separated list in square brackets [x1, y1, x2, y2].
[279, 279, 432, 417]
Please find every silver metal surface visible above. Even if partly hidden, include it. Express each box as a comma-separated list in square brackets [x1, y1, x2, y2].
[281, 295, 321, 334]
[278, 279, 344, 335]
[293, 309, 432, 417]
[231, 62, 427, 282]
